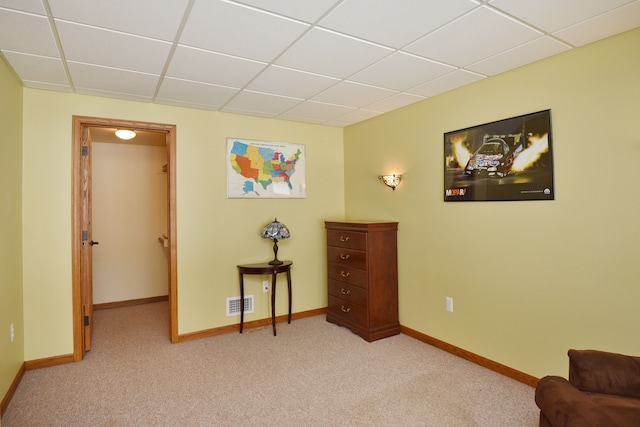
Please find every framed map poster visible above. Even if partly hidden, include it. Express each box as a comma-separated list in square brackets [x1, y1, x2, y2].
[226, 137, 306, 198]
[444, 109, 554, 202]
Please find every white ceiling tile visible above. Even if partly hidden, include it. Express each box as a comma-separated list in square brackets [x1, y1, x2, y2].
[466, 36, 571, 76]
[157, 77, 238, 108]
[275, 28, 393, 78]
[365, 92, 426, 113]
[246, 65, 339, 99]
[67, 62, 159, 97]
[408, 70, 485, 97]
[224, 90, 303, 115]
[166, 45, 267, 88]
[311, 81, 396, 108]
[320, 0, 477, 48]
[48, 0, 190, 41]
[233, 0, 341, 23]
[0, 9, 59, 56]
[553, 1, 640, 46]
[180, 0, 309, 62]
[22, 80, 72, 92]
[406, 6, 541, 67]
[0, 0, 45, 14]
[75, 87, 153, 102]
[350, 52, 456, 91]
[55, 21, 172, 74]
[155, 98, 218, 111]
[222, 106, 278, 119]
[490, 0, 634, 33]
[278, 100, 354, 122]
[1, 51, 68, 85]
[327, 109, 383, 127]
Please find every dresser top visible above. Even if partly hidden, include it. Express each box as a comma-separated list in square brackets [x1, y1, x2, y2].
[325, 221, 398, 231]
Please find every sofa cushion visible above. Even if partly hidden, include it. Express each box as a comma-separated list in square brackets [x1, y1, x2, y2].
[536, 375, 640, 427]
[569, 349, 640, 399]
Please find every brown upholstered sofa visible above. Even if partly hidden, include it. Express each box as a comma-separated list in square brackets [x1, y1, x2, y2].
[535, 349, 640, 427]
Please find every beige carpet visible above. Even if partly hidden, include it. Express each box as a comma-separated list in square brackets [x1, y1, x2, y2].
[2, 302, 539, 426]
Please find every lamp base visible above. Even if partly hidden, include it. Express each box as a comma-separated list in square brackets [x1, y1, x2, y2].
[268, 239, 283, 265]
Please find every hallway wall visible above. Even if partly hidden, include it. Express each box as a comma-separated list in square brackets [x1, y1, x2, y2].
[92, 141, 168, 304]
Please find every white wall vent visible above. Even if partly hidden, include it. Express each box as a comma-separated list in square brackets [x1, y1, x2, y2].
[226, 295, 254, 317]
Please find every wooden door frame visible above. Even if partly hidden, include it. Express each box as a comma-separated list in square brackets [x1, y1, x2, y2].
[71, 116, 178, 361]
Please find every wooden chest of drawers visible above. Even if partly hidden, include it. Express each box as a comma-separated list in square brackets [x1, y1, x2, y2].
[324, 221, 400, 342]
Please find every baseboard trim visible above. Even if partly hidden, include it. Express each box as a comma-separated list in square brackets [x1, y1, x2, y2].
[1, 362, 25, 416]
[400, 325, 539, 387]
[25, 353, 76, 371]
[4, 353, 81, 415]
[94, 295, 168, 311]
[178, 308, 327, 342]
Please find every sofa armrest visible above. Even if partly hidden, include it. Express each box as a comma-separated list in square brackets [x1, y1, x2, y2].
[535, 375, 640, 427]
[569, 349, 640, 398]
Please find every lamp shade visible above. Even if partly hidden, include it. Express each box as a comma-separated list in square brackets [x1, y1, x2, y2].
[261, 218, 290, 265]
[261, 218, 290, 241]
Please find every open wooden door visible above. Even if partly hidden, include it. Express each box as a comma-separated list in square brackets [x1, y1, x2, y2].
[72, 121, 95, 359]
[72, 116, 179, 362]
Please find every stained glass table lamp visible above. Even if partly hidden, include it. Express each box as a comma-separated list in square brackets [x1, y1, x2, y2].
[261, 218, 290, 265]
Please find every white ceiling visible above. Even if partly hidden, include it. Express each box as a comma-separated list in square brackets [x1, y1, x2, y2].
[1, 0, 639, 127]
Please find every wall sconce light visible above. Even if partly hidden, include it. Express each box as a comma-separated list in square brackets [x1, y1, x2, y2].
[378, 174, 402, 190]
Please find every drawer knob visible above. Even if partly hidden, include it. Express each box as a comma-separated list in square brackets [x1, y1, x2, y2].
[340, 254, 350, 260]
[341, 305, 351, 313]
[340, 271, 350, 277]
[339, 236, 350, 242]
[341, 288, 351, 295]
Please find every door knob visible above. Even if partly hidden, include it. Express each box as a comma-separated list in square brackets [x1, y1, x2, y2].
[90, 240, 99, 246]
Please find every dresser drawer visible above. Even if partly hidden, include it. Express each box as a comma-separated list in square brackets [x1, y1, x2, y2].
[327, 263, 367, 287]
[327, 229, 366, 250]
[327, 246, 366, 269]
[328, 280, 367, 306]
[327, 295, 366, 327]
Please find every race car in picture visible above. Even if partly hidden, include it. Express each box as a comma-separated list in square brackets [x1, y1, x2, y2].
[464, 134, 524, 178]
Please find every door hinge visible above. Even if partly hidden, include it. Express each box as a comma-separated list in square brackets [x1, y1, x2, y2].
[84, 315, 89, 326]
[82, 146, 89, 157]
[82, 230, 88, 241]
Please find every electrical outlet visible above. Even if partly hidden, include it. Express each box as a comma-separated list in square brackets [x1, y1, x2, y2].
[262, 280, 269, 293]
[446, 297, 454, 313]
[10, 323, 15, 343]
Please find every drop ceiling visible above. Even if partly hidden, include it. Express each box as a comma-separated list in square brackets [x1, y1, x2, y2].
[1, 0, 639, 127]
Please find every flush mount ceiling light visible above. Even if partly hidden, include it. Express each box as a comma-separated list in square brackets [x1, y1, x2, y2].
[115, 129, 136, 140]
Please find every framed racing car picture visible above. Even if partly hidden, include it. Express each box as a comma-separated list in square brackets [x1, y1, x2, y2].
[444, 109, 554, 202]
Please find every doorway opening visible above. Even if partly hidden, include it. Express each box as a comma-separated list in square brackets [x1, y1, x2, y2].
[71, 116, 178, 361]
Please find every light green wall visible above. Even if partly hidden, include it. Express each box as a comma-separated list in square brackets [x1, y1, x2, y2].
[21, 90, 344, 360]
[0, 57, 24, 399]
[11, 26, 640, 384]
[344, 28, 640, 378]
